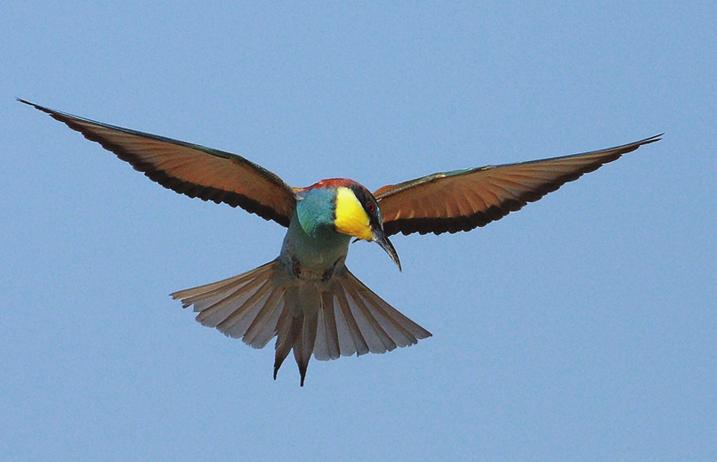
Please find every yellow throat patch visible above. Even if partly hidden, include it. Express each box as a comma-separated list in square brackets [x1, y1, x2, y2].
[334, 187, 373, 241]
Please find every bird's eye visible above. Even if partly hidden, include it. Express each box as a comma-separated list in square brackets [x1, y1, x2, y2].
[366, 202, 375, 214]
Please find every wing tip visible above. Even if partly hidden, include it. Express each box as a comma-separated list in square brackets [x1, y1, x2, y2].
[18, 98, 63, 119]
[638, 133, 664, 146]
[17, 97, 41, 110]
[618, 133, 663, 155]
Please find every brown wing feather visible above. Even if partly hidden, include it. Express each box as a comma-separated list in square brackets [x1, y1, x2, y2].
[376, 135, 662, 236]
[20, 99, 296, 226]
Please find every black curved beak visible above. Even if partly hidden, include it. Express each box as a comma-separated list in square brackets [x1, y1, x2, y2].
[373, 228, 402, 271]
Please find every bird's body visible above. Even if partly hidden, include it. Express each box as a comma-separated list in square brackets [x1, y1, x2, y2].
[285, 182, 353, 272]
[171, 178, 426, 385]
[21, 98, 661, 386]
[285, 179, 391, 272]
[283, 204, 351, 276]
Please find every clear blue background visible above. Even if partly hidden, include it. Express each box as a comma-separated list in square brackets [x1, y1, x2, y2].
[2, 2, 715, 461]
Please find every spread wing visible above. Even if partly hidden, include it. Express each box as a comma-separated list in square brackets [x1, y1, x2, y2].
[375, 135, 662, 236]
[20, 99, 296, 226]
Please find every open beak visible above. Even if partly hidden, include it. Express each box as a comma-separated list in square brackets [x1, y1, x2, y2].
[373, 228, 402, 271]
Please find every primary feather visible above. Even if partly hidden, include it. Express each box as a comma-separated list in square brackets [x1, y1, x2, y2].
[17, 99, 296, 226]
[375, 134, 661, 236]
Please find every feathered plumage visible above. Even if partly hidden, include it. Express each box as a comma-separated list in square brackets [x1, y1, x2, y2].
[375, 135, 662, 236]
[21, 98, 661, 385]
[170, 260, 429, 385]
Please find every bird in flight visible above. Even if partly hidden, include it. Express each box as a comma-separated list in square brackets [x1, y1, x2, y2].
[20, 99, 661, 386]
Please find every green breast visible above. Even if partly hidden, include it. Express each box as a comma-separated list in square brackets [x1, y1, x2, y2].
[280, 188, 351, 271]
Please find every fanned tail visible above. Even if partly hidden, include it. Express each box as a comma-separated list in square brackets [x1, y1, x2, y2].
[171, 260, 291, 347]
[313, 266, 432, 361]
[171, 261, 431, 386]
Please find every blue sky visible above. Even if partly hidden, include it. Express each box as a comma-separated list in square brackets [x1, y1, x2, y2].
[2, 2, 715, 461]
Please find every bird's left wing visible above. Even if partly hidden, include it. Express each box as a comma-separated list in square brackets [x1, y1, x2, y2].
[375, 135, 661, 236]
[20, 99, 296, 226]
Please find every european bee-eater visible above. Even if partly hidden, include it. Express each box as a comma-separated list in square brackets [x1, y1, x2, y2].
[20, 99, 661, 385]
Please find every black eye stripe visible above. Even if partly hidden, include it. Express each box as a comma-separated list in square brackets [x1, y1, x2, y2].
[349, 184, 382, 227]
[350, 185, 371, 208]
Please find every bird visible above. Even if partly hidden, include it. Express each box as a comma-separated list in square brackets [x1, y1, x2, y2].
[19, 98, 662, 386]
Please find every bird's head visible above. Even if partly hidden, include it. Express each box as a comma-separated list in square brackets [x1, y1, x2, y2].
[312, 179, 401, 271]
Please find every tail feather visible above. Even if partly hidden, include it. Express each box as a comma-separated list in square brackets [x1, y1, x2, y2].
[171, 260, 431, 386]
[326, 267, 432, 355]
[294, 312, 318, 386]
[340, 278, 397, 353]
[274, 311, 300, 380]
[344, 269, 432, 345]
[314, 292, 341, 360]
[288, 284, 321, 386]
[334, 287, 371, 356]
[326, 291, 360, 357]
[244, 288, 286, 348]
[172, 262, 275, 307]
[195, 277, 267, 327]
[216, 281, 274, 338]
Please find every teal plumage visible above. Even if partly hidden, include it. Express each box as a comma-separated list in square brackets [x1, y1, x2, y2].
[286, 188, 350, 271]
[20, 98, 661, 386]
[295, 187, 336, 236]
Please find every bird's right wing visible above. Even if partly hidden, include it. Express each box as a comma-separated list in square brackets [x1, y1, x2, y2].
[375, 135, 661, 236]
[20, 99, 297, 226]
